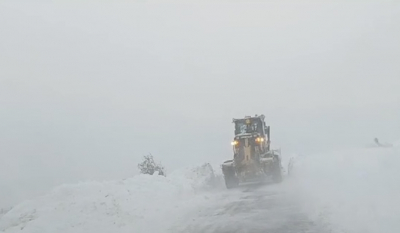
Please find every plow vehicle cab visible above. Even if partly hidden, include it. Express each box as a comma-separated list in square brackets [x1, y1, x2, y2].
[221, 115, 282, 189]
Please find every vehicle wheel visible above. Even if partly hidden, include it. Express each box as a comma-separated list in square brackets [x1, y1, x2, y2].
[224, 173, 238, 189]
[272, 162, 283, 183]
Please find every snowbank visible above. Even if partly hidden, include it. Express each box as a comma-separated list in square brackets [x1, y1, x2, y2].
[0, 208, 11, 220]
[290, 144, 400, 233]
[0, 164, 218, 233]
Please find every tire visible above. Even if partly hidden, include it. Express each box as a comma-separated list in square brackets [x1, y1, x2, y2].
[272, 171, 283, 183]
[222, 164, 238, 189]
[272, 161, 283, 183]
[224, 175, 239, 189]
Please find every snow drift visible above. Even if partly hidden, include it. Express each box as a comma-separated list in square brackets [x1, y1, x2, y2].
[0, 164, 218, 233]
[3, 145, 400, 233]
[290, 144, 400, 233]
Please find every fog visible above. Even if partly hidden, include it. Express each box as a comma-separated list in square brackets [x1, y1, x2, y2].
[1, 1, 399, 208]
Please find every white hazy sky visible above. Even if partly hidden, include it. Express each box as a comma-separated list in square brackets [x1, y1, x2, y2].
[1, 0, 400, 207]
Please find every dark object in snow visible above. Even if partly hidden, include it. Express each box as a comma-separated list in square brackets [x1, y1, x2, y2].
[221, 114, 283, 189]
[138, 154, 166, 176]
[374, 138, 393, 148]
[374, 138, 382, 146]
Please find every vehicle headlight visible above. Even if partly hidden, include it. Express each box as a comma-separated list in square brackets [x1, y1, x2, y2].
[256, 137, 265, 142]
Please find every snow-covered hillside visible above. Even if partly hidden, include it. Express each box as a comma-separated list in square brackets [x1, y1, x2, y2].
[289, 144, 400, 233]
[0, 164, 220, 233]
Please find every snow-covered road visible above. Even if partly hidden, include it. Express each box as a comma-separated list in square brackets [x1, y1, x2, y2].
[173, 144, 400, 233]
[172, 181, 329, 233]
